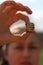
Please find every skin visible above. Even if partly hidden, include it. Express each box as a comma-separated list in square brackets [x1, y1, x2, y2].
[3, 33, 40, 65]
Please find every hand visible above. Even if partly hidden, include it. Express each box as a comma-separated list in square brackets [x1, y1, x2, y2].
[0, 0, 33, 46]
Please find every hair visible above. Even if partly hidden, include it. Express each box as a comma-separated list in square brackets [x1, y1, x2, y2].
[0, 45, 9, 65]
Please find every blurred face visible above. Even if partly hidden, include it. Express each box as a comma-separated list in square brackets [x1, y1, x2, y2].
[4, 33, 40, 65]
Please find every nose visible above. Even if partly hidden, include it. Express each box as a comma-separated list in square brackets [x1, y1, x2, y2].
[22, 48, 30, 59]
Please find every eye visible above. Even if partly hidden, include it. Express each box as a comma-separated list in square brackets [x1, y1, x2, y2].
[28, 46, 38, 51]
[30, 46, 38, 49]
[14, 45, 23, 51]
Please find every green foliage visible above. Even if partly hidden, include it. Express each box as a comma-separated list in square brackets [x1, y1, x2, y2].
[39, 50, 43, 65]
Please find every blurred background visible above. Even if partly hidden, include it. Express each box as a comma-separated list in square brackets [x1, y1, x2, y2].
[0, 0, 43, 65]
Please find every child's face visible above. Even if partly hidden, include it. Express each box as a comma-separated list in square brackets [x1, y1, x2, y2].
[4, 33, 40, 65]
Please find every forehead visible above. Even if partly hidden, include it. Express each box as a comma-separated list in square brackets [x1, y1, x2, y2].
[9, 32, 39, 46]
[20, 32, 39, 44]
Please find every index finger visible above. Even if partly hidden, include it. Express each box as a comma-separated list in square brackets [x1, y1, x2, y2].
[0, 1, 32, 14]
[6, 0, 32, 14]
[18, 3, 32, 14]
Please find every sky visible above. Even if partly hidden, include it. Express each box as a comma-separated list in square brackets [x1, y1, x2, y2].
[0, 0, 43, 33]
